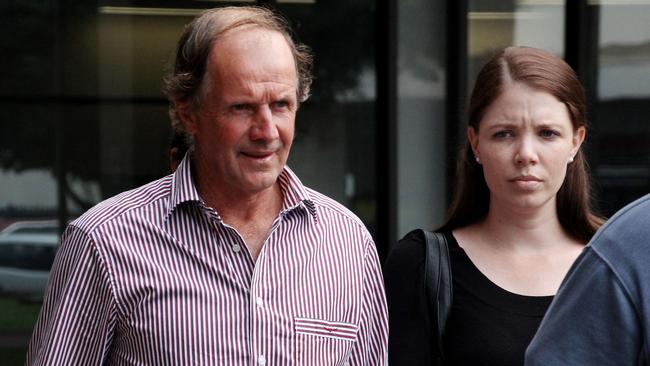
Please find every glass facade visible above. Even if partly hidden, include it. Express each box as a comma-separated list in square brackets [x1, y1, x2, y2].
[0, 1, 377, 361]
[467, 0, 566, 93]
[2, 0, 650, 363]
[397, 0, 448, 236]
[590, 1, 650, 215]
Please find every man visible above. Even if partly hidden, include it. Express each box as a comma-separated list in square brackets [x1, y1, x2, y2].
[525, 193, 650, 366]
[26, 7, 388, 365]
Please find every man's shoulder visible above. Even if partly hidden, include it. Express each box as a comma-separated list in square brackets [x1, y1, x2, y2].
[304, 187, 369, 234]
[70, 174, 174, 235]
[591, 193, 650, 251]
[604, 193, 650, 227]
[588, 193, 650, 291]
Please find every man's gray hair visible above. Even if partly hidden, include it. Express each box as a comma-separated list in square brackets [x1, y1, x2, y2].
[162, 6, 314, 135]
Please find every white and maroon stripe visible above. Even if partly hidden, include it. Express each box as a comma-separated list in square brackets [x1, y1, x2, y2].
[26, 155, 388, 365]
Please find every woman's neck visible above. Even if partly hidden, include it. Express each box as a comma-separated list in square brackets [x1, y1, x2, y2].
[476, 200, 572, 253]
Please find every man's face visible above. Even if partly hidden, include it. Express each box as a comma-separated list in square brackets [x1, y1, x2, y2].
[184, 28, 298, 198]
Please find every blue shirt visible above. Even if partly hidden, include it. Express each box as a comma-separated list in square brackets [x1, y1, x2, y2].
[526, 193, 650, 366]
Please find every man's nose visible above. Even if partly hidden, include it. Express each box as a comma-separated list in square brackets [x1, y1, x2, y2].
[251, 105, 279, 141]
[514, 136, 538, 166]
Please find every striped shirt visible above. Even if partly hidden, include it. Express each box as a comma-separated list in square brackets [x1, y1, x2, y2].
[26, 156, 388, 365]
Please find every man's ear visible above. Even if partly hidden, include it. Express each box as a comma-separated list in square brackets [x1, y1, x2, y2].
[175, 99, 198, 135]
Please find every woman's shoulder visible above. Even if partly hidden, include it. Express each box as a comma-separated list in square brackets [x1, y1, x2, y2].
[384, 229, 428, 274]
[386, 229, 457, 268]
[389, 229, 426, 258]
[385, 230, 438, 365]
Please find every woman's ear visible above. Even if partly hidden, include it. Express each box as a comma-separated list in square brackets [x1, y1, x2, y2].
[468, 126, 480, 158]
[572, 126, 586, 156]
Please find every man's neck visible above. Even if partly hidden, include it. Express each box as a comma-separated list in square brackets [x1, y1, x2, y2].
[211, 184, 284, 224]
[195, 169, 284, 261]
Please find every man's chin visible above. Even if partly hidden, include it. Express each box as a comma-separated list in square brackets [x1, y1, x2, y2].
[241, 171, 282, 193]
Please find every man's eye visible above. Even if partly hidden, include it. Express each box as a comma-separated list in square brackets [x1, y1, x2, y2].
[273, 101, 289, 109]
[232, 104, 252, 112]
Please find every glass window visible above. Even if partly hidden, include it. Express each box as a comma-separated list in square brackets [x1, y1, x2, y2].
[276, 1, 378, 233]
[589, 0, 650, 215]
[0, 1, 377, 362]
[468, 0, 566, 90]
[396, 0, 448, 238]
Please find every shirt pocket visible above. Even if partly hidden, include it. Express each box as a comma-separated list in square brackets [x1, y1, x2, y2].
[294, 317, 358, 364]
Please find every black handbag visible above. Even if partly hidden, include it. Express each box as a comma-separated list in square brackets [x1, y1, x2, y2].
[421, 229, 453, 362]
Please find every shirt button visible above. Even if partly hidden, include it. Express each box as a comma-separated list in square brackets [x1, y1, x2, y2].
[256, 297, 263, 308]
[232, 244, 241, 252]
[258, 355, 266, 365]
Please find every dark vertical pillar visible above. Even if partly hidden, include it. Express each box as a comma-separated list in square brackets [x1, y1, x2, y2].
[565, 0, 601, 211]
[55, 0, 67, 235]
[565, 0, 599, 95]
[445, 0, 468, 206]
[375, 0, 397, 261]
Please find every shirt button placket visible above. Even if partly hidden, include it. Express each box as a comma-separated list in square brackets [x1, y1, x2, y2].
[252, 288, 265, 366]
[252, 296, 265, 366]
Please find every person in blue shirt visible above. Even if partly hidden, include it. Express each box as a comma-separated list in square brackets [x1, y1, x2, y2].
[526, 193, 650, 366]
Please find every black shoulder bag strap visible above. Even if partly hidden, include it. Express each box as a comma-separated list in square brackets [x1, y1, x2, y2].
[421, 229, 453, 362]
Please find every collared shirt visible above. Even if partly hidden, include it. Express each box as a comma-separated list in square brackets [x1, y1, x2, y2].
[26, 156, 388, 365]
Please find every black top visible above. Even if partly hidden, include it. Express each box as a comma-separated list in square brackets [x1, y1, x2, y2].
[384, 230, 553, 366]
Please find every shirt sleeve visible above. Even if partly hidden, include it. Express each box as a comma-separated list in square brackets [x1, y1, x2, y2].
[348, 234, 389, 365]
[26, 225, 118, 366]
[525, 247, 643, 366]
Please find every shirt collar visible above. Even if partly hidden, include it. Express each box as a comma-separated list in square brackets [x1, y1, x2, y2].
[167, 152, 202, 218]
[167, 153, 317, 222]
[277, 166, 318, 222]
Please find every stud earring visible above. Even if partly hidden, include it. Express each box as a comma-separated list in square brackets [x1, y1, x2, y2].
[475, 156, 480, 164]
[568, 156, 574, 163]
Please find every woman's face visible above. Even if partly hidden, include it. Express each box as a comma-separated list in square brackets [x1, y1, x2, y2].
[468, 82, 585, 213]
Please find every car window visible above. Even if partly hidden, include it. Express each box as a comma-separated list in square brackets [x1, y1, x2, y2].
[0, 243, 56, 271]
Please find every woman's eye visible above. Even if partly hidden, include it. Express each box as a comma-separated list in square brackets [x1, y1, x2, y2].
[540, 129, 559, 138]
[493, 130, 513, 139]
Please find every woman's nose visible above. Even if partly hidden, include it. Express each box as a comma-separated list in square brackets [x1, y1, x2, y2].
[514, 136, 538, 166]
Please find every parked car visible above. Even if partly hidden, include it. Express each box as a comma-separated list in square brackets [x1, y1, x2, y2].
[0, 220, 60, 302]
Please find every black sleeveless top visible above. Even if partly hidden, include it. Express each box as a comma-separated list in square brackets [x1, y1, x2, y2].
[384, 230, 553, 366]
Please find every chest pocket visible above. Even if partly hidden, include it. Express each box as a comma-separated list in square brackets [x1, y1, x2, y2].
[294, 317, 358, 365]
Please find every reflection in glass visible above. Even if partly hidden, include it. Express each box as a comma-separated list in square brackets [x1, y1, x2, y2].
[396, 0, 448, 238]
[597, 4, 650, 100]
[592, 2, 650, 215]
[278, 1, 378, 233]
[467, 0, 565, 90]
[0, 1, 378, 363]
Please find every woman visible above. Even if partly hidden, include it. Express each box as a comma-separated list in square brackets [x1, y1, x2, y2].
[384, 46, 604, 366]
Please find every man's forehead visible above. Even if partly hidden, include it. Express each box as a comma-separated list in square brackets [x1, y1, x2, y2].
[206, 28, 297, 78]
[198, 26, 298, 99]
[212, 26, 291, 53]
